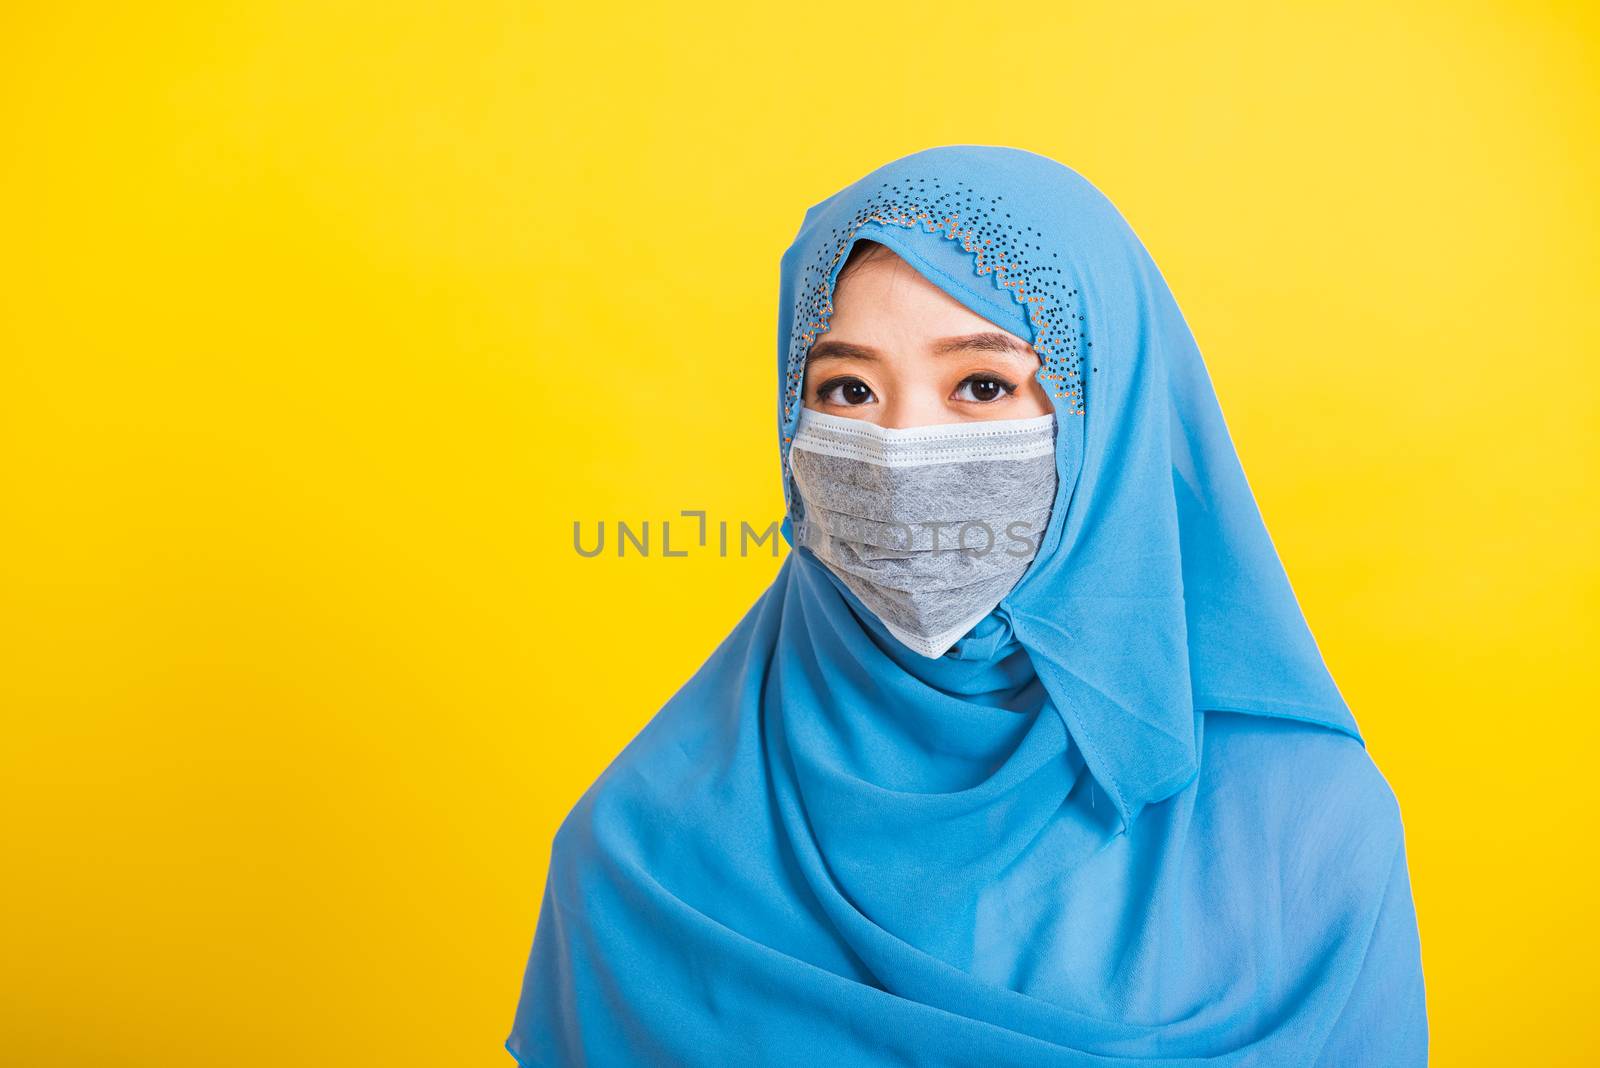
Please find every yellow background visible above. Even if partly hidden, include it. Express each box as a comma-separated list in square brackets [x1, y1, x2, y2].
[2, 2, 1595, 1064]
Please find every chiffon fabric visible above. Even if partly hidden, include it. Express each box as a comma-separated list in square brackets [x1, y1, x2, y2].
[506, 145, 1427, 1066]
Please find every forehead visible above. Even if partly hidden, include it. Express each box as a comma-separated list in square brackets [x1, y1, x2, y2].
[822, 245, 1024, 339]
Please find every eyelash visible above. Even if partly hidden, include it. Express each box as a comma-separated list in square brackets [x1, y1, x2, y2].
[812, 373, 1020, 406]
[953, 374, 1020, 403]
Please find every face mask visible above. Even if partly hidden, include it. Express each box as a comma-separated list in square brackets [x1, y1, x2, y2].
[788, 407, 1058, 658]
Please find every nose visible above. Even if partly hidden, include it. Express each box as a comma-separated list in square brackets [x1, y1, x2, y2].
[878, 391, 954, 429]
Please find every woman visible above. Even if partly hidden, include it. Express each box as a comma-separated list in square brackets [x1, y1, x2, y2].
[507, 145, 1427, 1066]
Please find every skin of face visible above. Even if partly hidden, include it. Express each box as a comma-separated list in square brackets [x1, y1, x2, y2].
[801, 243, 1052, 428]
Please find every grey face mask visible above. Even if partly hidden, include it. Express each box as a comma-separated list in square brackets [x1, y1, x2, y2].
[788, 407, 1058, 658]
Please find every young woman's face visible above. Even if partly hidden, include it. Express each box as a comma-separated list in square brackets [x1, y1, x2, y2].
[802, 244, 1052, 427]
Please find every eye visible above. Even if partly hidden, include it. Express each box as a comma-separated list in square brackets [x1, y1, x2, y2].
[815, 376, 877, 406]
[952, 374, 1019, 403]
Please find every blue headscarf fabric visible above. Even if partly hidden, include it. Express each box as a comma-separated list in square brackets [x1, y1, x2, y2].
[507, 145, 1427, 1066]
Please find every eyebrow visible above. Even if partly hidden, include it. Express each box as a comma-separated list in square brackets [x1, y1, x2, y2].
[807, 332, 1033, 363]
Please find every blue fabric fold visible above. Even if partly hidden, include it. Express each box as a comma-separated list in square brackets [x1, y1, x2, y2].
[507, 144, 1426, 1065]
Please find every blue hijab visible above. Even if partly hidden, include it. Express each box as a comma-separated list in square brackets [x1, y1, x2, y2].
[507, 145, 1426, 1065]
